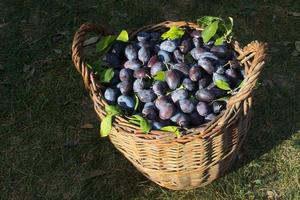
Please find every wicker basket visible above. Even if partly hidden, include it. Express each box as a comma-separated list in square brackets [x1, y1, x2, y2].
[72, 21, 267, 190]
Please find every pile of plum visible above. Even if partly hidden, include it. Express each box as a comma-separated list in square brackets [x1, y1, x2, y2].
[102, 28, 244, 130]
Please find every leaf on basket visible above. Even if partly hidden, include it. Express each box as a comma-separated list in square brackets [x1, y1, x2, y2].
[100, 114, 113, 137]
[161, 26, 185, 40]
[237, 80, 244, 89]
[212, 96, 230, 103]
[197, 16, 221, 26]
[225, 17, 233, 36]
[215, 37, 225, 45]
[215, 79, 231, 91]
[87, 60, 106, 73]
[197, 16, 234, 44]
[116, 30, 129, 42]
[140, 119, 151, 133]
[105, 105, 121, 116]
[201, 21, 219, 43]
[99, 68, 114, 83]
[96, 35, 117, 53]
[88, 60, 114, 83]
[160, 126, 181, 137]
[129, 115, 151, 133]
[153, 71, 165, 81]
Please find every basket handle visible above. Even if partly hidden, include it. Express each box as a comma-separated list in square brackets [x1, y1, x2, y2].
[72, 23, 115, 91]
[227, 41, 268, 107]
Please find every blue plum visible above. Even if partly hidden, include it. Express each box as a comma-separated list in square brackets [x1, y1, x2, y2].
[104, 88, 119, 103]
[160, 40, 177, 52]
[117, 95, 134, 110]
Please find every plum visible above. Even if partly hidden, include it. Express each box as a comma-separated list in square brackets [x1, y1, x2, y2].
[147, 55, 159, 68]
[179, 99, 195, 113]
[196, 101, 211, 117]
[138, 47, 151, 64]
[117, 95, 134, 110]
[210, 44, 229, 58]
[102, 53, 120, 68]
[171, 89, 188, 103]
[137, 31, 151, 42]
[179, 39, 192, 54]
[150, 62, 166, 76]
[104, 88, 119, 103]
[124, 60, 142, 70]
[189, 66, 203, 81]
[133, 79, 147, 92]
[137, 89, 156, 103]
[133, 67, 150, 79]
[119, 68, 133, 81]
[173, 63, 189, 76]
[153, 81, 168, 96]
[198, 58, 215, 75]
[125, 44, 138, 60]
[173, 49, 184, 63]
[117, 80, 132, 95]
[158, 50, 172, 62]
[165, 70, 181, 89]
[182, 78, 195, 91]
[198, 77, 211, 89]
[195, 89, 215, 102]
[160, 40, 177, 52]
[159, 103, 175, 120]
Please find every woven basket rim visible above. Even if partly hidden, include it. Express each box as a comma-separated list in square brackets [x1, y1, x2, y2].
[71, 20, 268, 143]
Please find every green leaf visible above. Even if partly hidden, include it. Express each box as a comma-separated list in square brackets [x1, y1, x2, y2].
[134, 95, 139, 111]
[129, 115, 151, 133]
[215, 79, 231, 91]
[160, 126, 181, 137]
[213, 96, 230, 103]
[161, 26, 185, 40]
[105, 105, 121, 115]
[153, 71, 165, 81]
[116, 30, 129, 42]
[237, 80, 244, 89]
[87, 62, 102, 74]
[128, 119, 140, 126]
[87, 63, 93, 70]
[184, 53, 195, 64]
[225, 17, 234, 36]
[96, 35, 117, 53]
[215, 37, 225, 45]
[201, 21, 219, 43]
[99, 68, 114, 83]
[100, 114, 113, 137]
[197, 16, 221, 26]
[140, 118, 151, 133]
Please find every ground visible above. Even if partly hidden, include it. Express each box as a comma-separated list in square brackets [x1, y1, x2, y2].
[1, 0, 300, 199]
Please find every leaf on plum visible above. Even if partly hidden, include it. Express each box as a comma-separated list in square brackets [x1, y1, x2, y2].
[201, 21, 219, 43]
[215, 79, 231, 91]
[153, 71, 165, 81]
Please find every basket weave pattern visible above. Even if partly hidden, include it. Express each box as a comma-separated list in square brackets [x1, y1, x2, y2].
[72, 21, 267, 190]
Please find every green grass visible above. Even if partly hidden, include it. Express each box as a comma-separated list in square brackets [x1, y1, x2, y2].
[1, 0, 300, 199]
